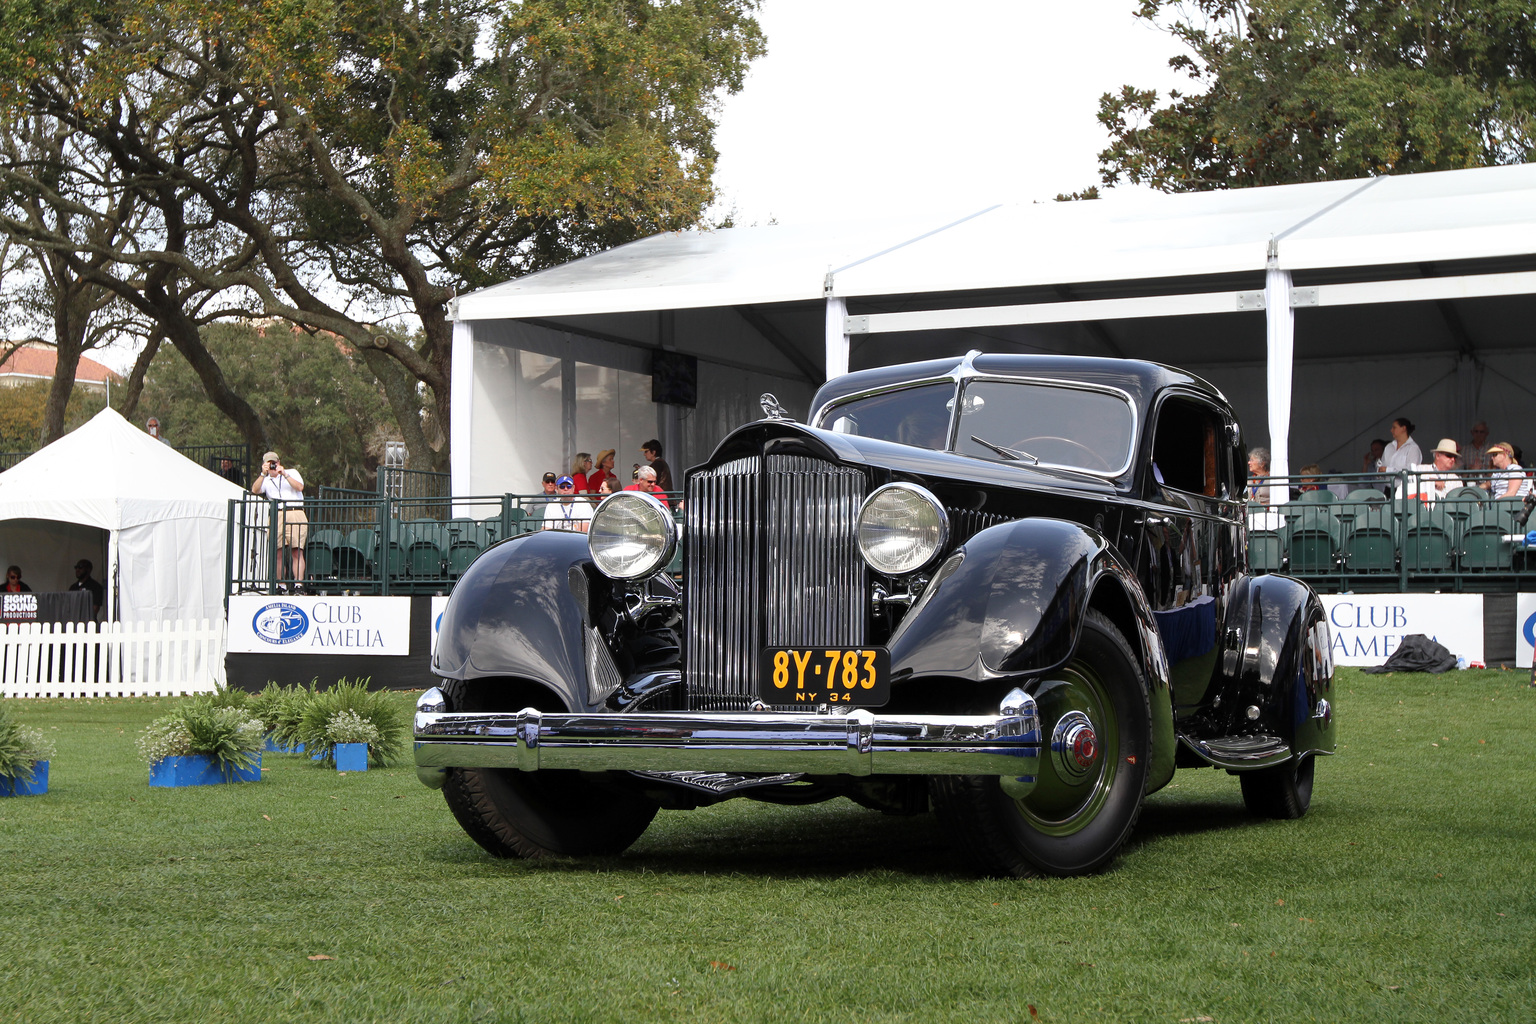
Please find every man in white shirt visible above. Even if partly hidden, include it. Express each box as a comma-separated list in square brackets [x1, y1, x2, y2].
[252, 450, 307, 588]
[1409, 439, 1465, 505]
[542, 475, 593, 532]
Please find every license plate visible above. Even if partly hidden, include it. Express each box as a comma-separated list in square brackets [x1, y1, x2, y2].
[758, 646, 890, 707]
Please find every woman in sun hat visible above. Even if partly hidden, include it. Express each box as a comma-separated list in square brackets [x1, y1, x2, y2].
[587, 449, 617, 495]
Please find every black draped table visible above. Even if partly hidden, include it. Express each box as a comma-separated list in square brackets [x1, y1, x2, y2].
[0, 591, 95, 624]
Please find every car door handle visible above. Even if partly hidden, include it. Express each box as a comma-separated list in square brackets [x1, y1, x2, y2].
[1137, 515, 1172, 527]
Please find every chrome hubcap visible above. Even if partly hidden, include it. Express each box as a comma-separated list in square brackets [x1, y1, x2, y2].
[1051, 711, 1099, 780]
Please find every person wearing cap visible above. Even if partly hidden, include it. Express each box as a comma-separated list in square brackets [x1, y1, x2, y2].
[542, 475, 593, 532]
[252, 450, 307, 589]
[588, 449, 617, 495]
[1409, 439, 1465, 506]
[1488, 442, 1532, 498]
[69, 559, 104, 619]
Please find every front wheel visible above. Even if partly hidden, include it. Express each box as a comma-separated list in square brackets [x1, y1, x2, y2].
[435, 678, 658, 859]
[442, 766, 659, 859]
[932, 610, 1153, 877]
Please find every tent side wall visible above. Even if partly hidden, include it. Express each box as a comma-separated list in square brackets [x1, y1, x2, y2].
[116, 515, 230, 624]
[458, 318, 816, 496]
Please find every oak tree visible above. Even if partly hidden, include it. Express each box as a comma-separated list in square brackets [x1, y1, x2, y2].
[1097, 1, 1536, 191]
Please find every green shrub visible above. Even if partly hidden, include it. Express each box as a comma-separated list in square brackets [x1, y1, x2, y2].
[246, 682, 286, 733]
[185, 686, 251, 712]
[136, 702, 264, 776]
[250, 680, 318, 750]
[296, 678, 407, 766]
[0, 703, 56, 784]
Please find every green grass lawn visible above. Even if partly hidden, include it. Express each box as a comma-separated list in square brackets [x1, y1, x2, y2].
[0, 668, 1532, 1023]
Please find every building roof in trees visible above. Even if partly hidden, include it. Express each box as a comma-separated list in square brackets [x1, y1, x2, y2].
[0, 344, 119, 387]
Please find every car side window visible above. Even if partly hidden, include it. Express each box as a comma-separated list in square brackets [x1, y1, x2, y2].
[1151, 397, 1229, 499]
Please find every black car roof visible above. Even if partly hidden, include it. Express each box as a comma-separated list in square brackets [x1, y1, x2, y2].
[809, 352, 1229, 423]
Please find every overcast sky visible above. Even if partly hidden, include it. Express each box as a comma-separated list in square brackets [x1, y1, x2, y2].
[709, 0, 1188, 226]
[93, 1, 1186, 373]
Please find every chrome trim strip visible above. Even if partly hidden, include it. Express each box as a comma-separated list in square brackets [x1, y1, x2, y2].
[414, 702, 1041, 785]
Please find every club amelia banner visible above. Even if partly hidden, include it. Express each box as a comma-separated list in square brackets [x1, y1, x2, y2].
[1514, 594, 1536, 668]
[430, 595, 450, 659]
[1318, 594, 1483, 666]
[227, 595, 412, 656]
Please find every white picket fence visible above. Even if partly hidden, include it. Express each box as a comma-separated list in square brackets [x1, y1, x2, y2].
[0, 619, 226, 699]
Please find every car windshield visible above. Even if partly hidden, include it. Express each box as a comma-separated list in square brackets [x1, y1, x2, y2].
[822, 383, 954, 449]
[953, 379, 1135, 475]
[820, 378, 1136, 475]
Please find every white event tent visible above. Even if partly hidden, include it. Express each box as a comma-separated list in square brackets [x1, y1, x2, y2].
[450, 163, 1536, 493]
[0, 408, 245, 623]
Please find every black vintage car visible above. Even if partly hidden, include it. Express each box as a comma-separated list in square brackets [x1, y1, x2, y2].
[415, 352, 1335, 877]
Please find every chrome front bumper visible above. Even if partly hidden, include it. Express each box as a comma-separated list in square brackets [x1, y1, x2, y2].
[413, 687, 1041, 795]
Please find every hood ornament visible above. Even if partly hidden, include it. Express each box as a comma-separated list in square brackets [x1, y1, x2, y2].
[759, 393, 794, 422]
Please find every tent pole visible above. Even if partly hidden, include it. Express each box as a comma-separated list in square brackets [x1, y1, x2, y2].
[1264, 250, 1294, 482]
[824, 295, 848, 382]
[107, 529, 118, 623]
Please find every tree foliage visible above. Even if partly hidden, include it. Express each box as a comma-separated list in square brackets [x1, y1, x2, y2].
[1097, 1, 1536, 191]
[0, 380, 105, 452]
[0, 0, 764, 467]
[137, 322, 394, 491]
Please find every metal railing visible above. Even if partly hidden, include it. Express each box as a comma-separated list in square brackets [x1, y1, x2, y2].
[1245, 469, 1534, 593]
[227, 490, 683, 597]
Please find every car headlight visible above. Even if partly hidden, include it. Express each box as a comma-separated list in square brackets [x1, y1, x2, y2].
[857, 483, 949, 575]
[588, 492, 678, 580]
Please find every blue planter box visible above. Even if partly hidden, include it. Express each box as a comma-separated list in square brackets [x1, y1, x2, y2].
[0, 760, 48, 797]
[149, 754, 261, 787]
[264, 735, 305, 754]
[334, 743, 369, 772]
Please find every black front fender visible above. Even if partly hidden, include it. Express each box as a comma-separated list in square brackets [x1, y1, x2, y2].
[433, 530, 601, 712]
[886, 517, 1163, 683]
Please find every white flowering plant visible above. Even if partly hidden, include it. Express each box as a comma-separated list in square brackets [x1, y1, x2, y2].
[0, 703, 56, 784]
[137, 700, 264, 776]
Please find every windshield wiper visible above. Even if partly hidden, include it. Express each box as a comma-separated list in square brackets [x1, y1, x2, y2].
[969, 435, 1038, 464]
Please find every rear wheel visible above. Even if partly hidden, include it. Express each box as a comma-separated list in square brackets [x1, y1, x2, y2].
[933, 610, 1152, 877]
[436, 679, 658, 859]
[1239, 754, 1315, 819]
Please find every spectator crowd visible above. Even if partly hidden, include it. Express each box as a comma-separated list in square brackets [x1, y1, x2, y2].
[534, 440, 676, 532]
[1247, 416, 1534, 508]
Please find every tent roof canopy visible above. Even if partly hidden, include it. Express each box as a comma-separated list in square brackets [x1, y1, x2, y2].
[0, 407, 246, 530]
[456, 163, 1536, 323]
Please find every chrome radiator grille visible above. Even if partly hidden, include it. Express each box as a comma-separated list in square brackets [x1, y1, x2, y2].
[684, 454, 868, 710]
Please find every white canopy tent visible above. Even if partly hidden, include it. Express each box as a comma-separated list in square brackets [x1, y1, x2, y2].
[451, 163, 1536, 491]
[0, 409, 246, 623]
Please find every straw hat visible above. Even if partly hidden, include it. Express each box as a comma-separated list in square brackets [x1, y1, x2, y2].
[1430, 438, 1460, 457]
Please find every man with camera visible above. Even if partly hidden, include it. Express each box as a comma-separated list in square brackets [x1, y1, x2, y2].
[251, 450, 307, 591]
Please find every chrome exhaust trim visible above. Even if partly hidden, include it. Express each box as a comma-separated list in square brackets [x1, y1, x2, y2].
[413, 687, 1040, 791]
